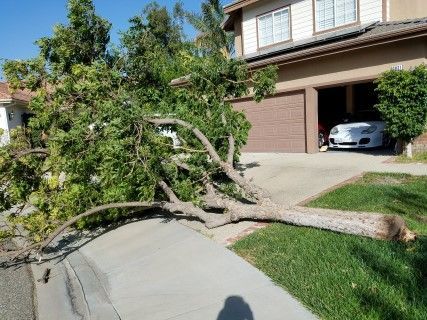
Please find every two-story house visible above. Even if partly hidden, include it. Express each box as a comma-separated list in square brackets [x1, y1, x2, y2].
[223, 0, 427, 153]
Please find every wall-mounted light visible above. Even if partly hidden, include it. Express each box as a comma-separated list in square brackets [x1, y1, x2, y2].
[8, 111, 14, 121]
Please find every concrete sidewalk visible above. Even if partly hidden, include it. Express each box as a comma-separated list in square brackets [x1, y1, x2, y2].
[34, 218, 316, 320]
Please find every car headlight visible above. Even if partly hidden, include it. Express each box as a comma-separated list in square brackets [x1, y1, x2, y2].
[361, 125, 377, 134]
[330, 127, 339, 135]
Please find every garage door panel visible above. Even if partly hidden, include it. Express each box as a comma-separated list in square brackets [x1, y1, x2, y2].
[290, 108, 304, 119]
[233, 91, 306, 153]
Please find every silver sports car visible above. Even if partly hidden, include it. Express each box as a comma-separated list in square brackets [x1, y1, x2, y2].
[328, 121, 387, 149]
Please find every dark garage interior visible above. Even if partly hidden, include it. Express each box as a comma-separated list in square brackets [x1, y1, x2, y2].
[317, 81, 381, 144]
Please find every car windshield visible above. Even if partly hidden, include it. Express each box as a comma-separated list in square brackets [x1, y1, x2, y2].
[352, 110, 382, 122]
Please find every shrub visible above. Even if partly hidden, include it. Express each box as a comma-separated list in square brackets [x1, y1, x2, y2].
[375, 64, 427, 156]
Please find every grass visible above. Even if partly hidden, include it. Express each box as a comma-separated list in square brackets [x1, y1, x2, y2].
[396, 151, 427, 164]
[232, 172, 427, 320]
[308, 172, 427, 235]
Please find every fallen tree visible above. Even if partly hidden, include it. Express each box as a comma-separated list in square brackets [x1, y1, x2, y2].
[0, 0, 416, 261]
[0, 117, 416, 260]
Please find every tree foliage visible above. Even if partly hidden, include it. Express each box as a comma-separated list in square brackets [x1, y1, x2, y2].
[0, 0, 277, 247]
[375, 65, 427, 142]
[185, 0, 235, 57]
[0, 1, 414, 259]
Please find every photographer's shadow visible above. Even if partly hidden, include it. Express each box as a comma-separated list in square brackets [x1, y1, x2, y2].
[217, 296, 254, 320]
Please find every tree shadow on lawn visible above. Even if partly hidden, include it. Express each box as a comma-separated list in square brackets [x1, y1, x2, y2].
[382, 186, 427, 220]
[351, 236, 427, 319]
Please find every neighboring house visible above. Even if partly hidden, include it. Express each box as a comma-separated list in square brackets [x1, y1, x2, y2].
[222, 0, 427, 153]
[0, 82, 32, 145]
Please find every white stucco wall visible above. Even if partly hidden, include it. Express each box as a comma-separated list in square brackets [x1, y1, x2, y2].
[0, 106, 9, 145]
[241, 0, 384, 56]
[0, 103, 29, 145]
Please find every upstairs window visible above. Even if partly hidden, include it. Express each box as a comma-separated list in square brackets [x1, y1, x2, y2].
[316, 0, 357, 32]
[258, 7, 290, 48]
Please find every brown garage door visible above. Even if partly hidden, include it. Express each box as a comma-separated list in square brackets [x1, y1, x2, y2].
[233, 91, 306, 153]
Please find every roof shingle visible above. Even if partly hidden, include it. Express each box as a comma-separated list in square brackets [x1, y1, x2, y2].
[0, 82, 33, 103]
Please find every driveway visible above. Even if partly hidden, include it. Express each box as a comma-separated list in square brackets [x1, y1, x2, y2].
[179, 150, 427, 244]
[239, 151, 427, 207]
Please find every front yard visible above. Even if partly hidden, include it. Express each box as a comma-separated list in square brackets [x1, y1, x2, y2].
[232, 172, 427, 320]
[396, 151, 427, 164]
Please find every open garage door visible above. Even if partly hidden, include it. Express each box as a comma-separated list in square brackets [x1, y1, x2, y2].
[233, 91, 306, 153]
[318, 81, 388, 150]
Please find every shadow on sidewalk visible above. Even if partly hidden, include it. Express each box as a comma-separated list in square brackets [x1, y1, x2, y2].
[217, 296, 254, 320]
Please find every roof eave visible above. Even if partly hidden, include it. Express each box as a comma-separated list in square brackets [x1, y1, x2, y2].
[246, 24, 427, 68]
[224, 0, 260, 14]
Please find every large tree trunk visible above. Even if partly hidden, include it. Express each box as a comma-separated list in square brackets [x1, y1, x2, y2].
[2, 120, 417, 261]
[149, 118, 417, 242]
[202, 197, 415, 242]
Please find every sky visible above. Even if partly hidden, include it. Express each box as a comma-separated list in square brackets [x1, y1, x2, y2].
[0, 0, 206, 78]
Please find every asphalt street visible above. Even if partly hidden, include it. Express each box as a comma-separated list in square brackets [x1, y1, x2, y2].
[0, 241, 35, 320]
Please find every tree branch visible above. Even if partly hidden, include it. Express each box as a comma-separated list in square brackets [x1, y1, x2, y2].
[227, 135, 235, 165]
[13, 148, 49, 160]
[158, 181, 179, 203]
[0, 202, 160, 259]
[147, 118, 269, 201]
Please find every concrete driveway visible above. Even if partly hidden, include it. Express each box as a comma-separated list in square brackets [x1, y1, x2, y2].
[240, 150, 427, 207]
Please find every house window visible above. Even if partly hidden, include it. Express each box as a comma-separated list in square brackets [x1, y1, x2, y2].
[316, 0, 357, 32]
[258, 7, 290, 48]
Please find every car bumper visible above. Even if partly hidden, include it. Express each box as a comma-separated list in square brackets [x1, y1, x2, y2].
[328, 136, 383, 149]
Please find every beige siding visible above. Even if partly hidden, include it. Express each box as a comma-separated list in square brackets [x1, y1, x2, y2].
[240, 0, 384, 56]
[242, 0, 314, 55]
[273, 37, 427, 92]
[242, 0, 288, 55]
[291, 0, 313, 41]
[360, 0, 383, 24]
[388, 0, 427, 21]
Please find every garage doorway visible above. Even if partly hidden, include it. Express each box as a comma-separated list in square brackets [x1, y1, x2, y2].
[317, 81, 384, 150]
[318, 86, 347, 131]
[353, 82, 380, 120]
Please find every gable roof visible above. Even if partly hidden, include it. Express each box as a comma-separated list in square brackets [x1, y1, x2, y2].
[0, 82, 33, 103]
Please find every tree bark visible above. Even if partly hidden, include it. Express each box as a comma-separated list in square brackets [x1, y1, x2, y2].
[202, 197, 416, 242]
[148, 118, 269, 200]
[148, 117, 416, 242]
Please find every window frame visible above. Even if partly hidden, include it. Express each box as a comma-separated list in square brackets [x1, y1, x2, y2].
[313, 0, 359, 34]
[256, 6, 292, 49]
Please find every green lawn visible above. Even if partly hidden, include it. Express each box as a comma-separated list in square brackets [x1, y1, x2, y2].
[232, 173, 427, 320]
